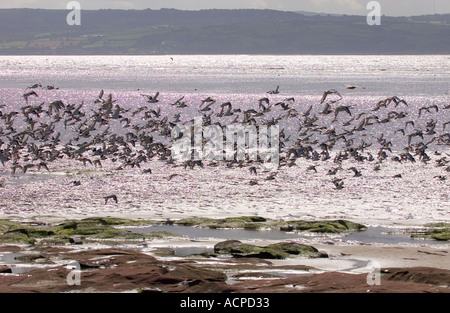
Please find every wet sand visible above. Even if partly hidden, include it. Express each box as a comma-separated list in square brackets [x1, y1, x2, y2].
[0, 242, 448, 293]
[0, 217, 448, 293]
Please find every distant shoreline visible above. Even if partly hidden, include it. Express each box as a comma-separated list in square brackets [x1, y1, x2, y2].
[1, 9, 448, 55]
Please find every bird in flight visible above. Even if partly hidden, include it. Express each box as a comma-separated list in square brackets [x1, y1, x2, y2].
[141, 92, 160, 103]
[332, 178, 344, 190]
[321, 89, 342, 104]
[23, 91, 39, 103]
[104, 195, 118, 204]
[349, 167, 362, 177]
[267, 86, 280, 94]
[26, 83, 42, 90]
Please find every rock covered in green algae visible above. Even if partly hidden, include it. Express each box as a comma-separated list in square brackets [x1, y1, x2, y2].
[213, 240, 243, 252]
[0, 218, 179, 245]
[279, 219, 366, 233]
[0, 220, 22, 233]
[54, 218, 180, 242]
[166, 216, 367, 234]
[172, 216, 268, 230]
[214, 240, 328, 259]
[267, 242, 328, 258]
[410, 223, 450, 241]
[0, 217, 368, 246]
[0, 220, 56, 244]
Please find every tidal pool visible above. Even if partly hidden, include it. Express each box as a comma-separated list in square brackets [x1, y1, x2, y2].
[125, 224, 443, 246]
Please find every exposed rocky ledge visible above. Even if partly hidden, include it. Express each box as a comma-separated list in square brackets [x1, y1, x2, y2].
[0, 245, 448, 293]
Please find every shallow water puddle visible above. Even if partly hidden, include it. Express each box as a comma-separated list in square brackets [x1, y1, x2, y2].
[172, 246, 214, 256]
[226, 268, 316, 284]
[342, 226, 441, 245]
[126, 224, 305, 241]
[126, 224, 444, 246]
[0, 252, 40, 274]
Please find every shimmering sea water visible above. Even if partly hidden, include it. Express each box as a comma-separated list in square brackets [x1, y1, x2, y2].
[0, 55, 448, 227]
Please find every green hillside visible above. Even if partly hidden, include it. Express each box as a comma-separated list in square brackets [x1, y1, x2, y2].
[0, 9, 449, 54]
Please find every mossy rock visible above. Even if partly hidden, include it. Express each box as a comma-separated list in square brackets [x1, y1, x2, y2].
[267, 242, 313, 255]
[214, 240, 243, 253]
[0, 223, 56, 245]
[173, 217, 217, 227]
[411, 226, 450, 241]
[267, 242, 328, 258]
[430, 231, 450, 241]
[0, 218, 178, 245]
[58, 225, 137, 239]
[0, 231, 36, 245]
[0, 220, 23, 233]
[247, 248, 290, 260]
[214, 240, 327, 260]
[215, 216, 268, 230]
[80, 217, 147, 226]
[279, 220, 366, 233]
[168, 217, 365, 233]
[229, 243, 264, 254]
[173, 216, 269, 230]
[60, 217, 149, 228]
[220, 242, 289, 259]
[53, 218, 164, 239]
[218, 216, 267, 224]
[8, 228, 56, 238]
[410, 223, 450, 241]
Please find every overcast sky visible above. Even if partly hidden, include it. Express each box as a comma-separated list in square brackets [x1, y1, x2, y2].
[0, 0, 448, 16]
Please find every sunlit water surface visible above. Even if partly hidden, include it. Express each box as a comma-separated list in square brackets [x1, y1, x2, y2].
[0, 55, 449, 228]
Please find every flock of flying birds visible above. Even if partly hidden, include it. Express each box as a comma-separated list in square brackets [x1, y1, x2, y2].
[0, 83, 449, 203]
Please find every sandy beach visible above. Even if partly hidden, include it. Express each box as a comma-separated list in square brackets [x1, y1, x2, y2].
[0, 213, 448, 293]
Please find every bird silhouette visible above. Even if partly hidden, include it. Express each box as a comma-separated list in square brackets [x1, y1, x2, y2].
[104, 195, 118, 204]
[321, 89, 342, 104]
